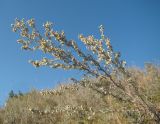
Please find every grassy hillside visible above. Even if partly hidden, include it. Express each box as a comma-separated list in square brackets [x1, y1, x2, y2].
[0, 64, 160, 124]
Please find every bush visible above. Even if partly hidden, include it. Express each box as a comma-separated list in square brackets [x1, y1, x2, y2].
[2, 18, 158, 123]
[1, 65, 160, 123]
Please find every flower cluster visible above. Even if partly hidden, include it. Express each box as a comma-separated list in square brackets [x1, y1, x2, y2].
[29, 104, 96, 120]
[40, 84, 79, 96]
[11, 18, 126, 78]
[40, 89, 62, 96]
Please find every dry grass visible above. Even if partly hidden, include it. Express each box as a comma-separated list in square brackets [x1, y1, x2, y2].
[0, 64, 159, 124]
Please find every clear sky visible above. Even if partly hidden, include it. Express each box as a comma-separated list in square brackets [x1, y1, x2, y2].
[0, 0, 160, 106]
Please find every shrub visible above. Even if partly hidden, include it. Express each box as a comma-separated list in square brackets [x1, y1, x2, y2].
[8, 18, 160, 123]
[1, 67, 160, 124]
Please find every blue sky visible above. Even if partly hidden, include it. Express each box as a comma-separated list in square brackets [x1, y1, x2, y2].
[0, 0, 160, 106]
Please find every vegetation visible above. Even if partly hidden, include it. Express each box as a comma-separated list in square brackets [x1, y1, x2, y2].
[0, 65, 160, 124]
[0, 18, 159, 124]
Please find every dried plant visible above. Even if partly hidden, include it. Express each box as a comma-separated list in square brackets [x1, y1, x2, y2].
[11, 18, 160, 123]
